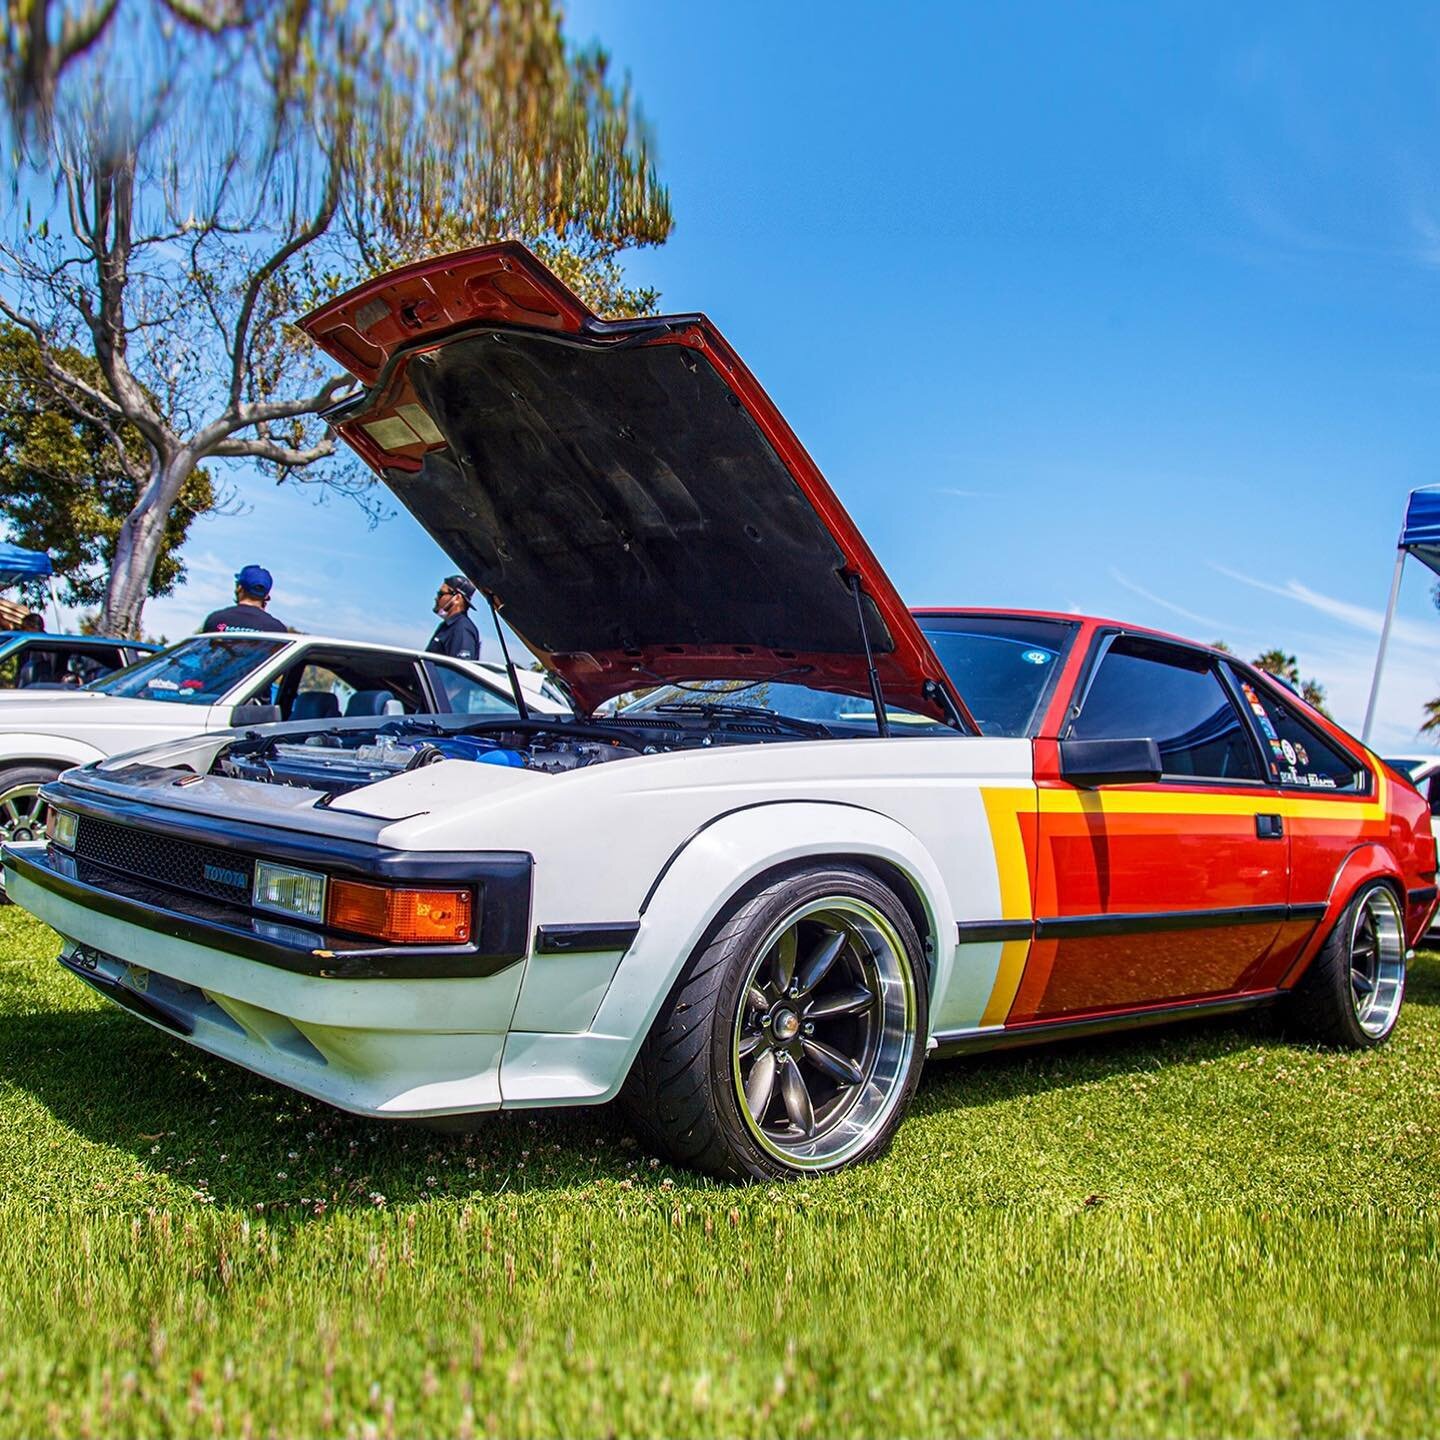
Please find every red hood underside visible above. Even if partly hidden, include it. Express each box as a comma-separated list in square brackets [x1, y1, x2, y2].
[300, 243, 971, 724]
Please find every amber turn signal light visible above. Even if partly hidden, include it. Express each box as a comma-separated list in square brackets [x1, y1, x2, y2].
[325, 878, 472, 945]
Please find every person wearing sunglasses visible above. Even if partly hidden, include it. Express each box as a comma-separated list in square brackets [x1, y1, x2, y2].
[427, 574, 481, 661]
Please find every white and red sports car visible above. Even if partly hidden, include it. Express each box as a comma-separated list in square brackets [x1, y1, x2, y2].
[4, 245, 1435, 1179]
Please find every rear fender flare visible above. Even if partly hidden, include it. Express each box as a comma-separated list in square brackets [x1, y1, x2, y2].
[1284, 843, 1407, 986]
[586, 801, 955, 1099]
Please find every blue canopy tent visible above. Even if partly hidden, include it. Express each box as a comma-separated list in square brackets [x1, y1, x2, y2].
[0, 543, 61, 631]
[0, 543, 52, 589]
[1362, 488, 1440, 743]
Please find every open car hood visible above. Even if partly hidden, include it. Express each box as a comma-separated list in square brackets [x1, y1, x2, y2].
[300, 243, 971, 724]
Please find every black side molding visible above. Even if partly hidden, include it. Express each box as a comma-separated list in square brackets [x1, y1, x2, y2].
[535, 922, 640, 955]
[1036, 904, 1290, 939]
[954, 902, 1331, 945]
[956, 920, 1032, 944]
[1409, 886, 1438, 908]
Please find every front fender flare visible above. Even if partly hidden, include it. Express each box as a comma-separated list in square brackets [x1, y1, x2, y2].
[583, 801, 956, 1102]
[0, 735, 105, 772]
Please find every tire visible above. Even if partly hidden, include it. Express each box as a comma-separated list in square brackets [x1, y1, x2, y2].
[623, 864, 929, 1180]
[0, 764, 61, 905]
[1281, 881, 1407, 1048]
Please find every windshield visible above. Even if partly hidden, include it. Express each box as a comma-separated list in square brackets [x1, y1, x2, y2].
[90, 635, 285, 705]
[916, 615, 1078, 737]
[621, 679, 954, 735]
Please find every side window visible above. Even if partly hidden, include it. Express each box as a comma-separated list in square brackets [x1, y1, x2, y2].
[15, 645, 64, 687]
[63, 646, 123, 685]
[430, 662, 518, 717]
[1233, 672, 1363, 793]
[258, 652, 429, 718]
[1070, 637, 1261, 782]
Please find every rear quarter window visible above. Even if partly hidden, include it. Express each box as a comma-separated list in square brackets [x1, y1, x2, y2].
[1232, 670, 1365, 793]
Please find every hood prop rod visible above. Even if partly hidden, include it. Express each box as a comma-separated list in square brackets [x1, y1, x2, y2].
[485, 591, 531, 722]
[848, 572, 890, 738]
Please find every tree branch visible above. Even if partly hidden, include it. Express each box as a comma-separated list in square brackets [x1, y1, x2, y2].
[229, 143, 343, 409]
[209, 435, 335, 466]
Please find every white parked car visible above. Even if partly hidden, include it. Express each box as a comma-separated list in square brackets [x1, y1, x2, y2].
[0, 631, 567, 848]
[4, 244, 1433, 1180]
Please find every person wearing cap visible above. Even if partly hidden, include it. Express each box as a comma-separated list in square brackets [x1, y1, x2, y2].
[201, 565, 289, 634]
[428, 575, 481, 661]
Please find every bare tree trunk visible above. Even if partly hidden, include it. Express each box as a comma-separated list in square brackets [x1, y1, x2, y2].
[100, 454, 190, 637]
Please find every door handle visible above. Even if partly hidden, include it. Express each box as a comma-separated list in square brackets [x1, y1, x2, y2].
[1255, 814, 1284, 839]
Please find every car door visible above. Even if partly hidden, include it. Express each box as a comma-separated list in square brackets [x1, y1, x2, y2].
[1009, 632, 1289, 1024]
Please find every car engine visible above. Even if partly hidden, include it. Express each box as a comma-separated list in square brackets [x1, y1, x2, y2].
[217, 725, 644, 796]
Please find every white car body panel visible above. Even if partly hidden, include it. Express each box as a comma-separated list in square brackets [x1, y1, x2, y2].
[7, 733, 1036, 1118]
[0, 693, 233, 766]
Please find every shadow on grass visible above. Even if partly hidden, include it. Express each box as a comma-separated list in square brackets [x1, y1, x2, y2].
[4, 954, 1435, 1211]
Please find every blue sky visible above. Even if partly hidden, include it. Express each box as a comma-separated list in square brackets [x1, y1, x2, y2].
[70, 2, 1440, 752]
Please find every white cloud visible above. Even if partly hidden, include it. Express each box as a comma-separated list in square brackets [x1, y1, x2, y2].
[1208, 560, 1436, 647]
[1108, 569, 1228, 634]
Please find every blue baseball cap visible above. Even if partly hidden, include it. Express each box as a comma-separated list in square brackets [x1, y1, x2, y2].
[235, 565, 273, 597]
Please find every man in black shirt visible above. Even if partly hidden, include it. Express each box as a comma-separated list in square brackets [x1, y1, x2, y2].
[201, 565, 289, 634]
[427, 575, 481, 660]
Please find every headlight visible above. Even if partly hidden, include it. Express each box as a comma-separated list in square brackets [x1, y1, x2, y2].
[47, 809, 78, 851]
[252, 860, 326, 922]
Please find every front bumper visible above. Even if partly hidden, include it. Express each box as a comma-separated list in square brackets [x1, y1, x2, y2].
[5, 845, 530, 1115]
[3, 781, 647, 1117]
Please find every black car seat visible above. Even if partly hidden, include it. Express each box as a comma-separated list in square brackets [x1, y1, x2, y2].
[344, 689, 399, 717]
[290, 690, 341, 722]
[15, 650, 58, 687]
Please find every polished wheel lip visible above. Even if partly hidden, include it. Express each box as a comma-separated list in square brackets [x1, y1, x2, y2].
[1349, 886, 1405, 1039]
[731, 894, 917, 1171]
[0, 782, 48, 845]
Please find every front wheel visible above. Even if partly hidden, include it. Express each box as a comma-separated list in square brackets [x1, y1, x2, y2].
[1281, 881, 1407, 1048]
[0, 765, 61, 905]
[624, 864, 928, 1180]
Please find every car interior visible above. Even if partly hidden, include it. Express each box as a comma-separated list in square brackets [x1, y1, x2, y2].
[250, 652, 429, 721]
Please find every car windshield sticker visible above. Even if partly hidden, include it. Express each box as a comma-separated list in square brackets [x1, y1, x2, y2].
[1020, 650, 1052, 665]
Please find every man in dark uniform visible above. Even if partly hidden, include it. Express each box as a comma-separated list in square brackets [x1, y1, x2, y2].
[428, 575, 482, 660]
[201, 565, 289, 634]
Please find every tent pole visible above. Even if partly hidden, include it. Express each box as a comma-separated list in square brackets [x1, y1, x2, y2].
[46, 575, 62, 632]
[1361, 549, 1406, 746]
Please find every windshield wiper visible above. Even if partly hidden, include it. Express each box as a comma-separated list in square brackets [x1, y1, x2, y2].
[651, 702, 833, 737]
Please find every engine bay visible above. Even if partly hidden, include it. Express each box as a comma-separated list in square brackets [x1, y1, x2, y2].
[213, 709, 831, 798]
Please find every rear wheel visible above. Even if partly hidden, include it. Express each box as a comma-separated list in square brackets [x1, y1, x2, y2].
[1282, 882, 1406, 1047]
[0, 764, 61, 905]
[624, 865, 928, 1179]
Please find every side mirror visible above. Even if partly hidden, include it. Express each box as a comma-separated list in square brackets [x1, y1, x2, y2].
[230, 701, 282, 728]
[1058, 736, 1162, 788]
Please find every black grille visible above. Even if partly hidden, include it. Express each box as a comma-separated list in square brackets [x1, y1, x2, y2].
[73, 814, 255, 906]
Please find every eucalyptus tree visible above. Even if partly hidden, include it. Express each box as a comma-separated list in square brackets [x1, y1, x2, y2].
[1, 1, 672, 635]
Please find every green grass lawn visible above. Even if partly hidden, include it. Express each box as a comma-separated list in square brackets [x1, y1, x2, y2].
[0, 906, 1436, 1438]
